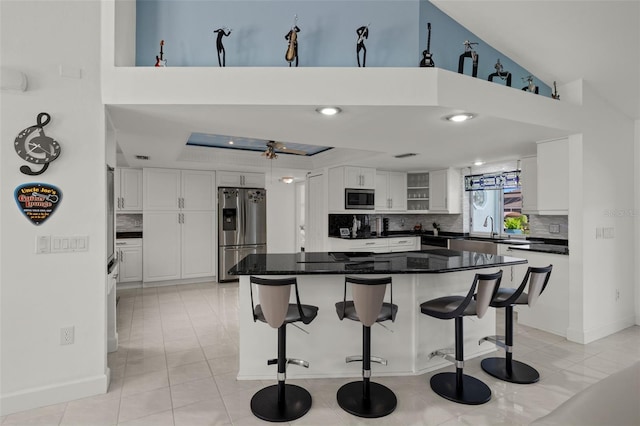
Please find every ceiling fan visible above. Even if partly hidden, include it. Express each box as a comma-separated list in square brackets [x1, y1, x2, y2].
[262, 140, 307, 159]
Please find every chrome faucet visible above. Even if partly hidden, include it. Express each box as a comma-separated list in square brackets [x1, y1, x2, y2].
[483, 215, 496, 238]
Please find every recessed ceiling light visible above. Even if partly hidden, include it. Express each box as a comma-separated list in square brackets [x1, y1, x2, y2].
[316, 106, 342, 116]
[474, 161, 484, 166]
[280, 176, 294, 184]
[228, 140, 234, 145]
[445, 113, 475, 122]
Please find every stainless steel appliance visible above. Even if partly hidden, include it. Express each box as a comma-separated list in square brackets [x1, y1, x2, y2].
[345, 188, 375, 210]
[106, 166, 116, 273]
[218, 187, 267, 282]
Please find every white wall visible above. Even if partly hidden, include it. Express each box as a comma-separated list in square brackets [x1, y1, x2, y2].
[567, 82, 636, 343]
[266, 174, 297, 253]
[636, 119, 640, 325]
[0, 1, 108, 415]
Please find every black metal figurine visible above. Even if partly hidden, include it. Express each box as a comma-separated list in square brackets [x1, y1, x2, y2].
[458, 40, 479, 77]
[552, 81, 560, 100]
[522, 75, 539, 94]
[213, 27, 231, 67]
[356, 24, 369, 67]
[285, 15, 300, 67]
[488, 59, 511, 86]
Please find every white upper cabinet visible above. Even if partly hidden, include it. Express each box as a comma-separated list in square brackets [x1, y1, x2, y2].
[537, 139, 569, 215]
[181, 170, 216, 210]
[217, 171, 265, 188]
[328, 166, 376, 212]
[429, 168, 461, 214]
[375, 171, 407, 211]
[344, 166, 376, 189]
[143, 168, 215, 211]
[115, 168, 143, 211]
[520, 156, 538, 213]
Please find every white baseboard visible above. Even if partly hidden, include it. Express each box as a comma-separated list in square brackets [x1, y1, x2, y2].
[142, 276, 216, 288]
[567, 315, 636, 344]
[0, 372, 109, 416]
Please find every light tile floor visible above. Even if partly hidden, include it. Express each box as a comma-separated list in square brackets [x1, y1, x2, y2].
[2, 281, 639, 425]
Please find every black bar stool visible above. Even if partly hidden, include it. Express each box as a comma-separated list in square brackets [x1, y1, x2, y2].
[480, 265, 553, 384]
[249, 276, 319, 422]
[420, 270, 502, 405]
[335, 276, 398, 418]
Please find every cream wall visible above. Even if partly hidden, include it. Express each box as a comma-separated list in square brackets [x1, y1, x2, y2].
[0, 1, 108, 415]
[567, 83, 636, 343]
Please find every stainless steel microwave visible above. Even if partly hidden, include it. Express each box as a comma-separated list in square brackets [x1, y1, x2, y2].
[345, 188, 375, 210]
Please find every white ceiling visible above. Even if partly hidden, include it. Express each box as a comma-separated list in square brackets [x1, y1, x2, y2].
[110, 1, 640, 175]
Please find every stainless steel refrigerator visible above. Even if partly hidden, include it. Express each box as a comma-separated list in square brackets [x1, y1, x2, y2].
[218, 187, 267, 282]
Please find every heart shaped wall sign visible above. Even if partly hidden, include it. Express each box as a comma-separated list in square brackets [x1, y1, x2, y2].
[14, 183, 62, 225]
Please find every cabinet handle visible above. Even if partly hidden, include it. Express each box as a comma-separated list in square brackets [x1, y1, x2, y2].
[365, 242, 375, 245]
[398, 240, 407, 244]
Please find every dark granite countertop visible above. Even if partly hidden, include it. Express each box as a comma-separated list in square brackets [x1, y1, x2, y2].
[228, 250, 527, 276]
[116, 231, 142, 239]
[504, 244, 569, 255]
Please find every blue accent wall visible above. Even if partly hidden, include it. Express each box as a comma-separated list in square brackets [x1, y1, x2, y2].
[136, 0, 550, 96]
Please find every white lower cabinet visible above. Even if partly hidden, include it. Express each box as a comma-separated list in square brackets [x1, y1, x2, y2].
[116, 239, 142, 283]
[388, 237, 420, 252]
[143, 211, 215, 283]
[498, 245, 569, 337]
[327, 236, 419, 253]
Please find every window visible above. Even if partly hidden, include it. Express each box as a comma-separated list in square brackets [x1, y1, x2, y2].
[466, 170, 527, 237]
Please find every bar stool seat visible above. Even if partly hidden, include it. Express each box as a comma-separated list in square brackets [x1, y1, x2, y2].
[480, 265, 553, 384]
[335, 276, 397, 418]
[249, 276, 319, 422]
[421, 270, 502, 405]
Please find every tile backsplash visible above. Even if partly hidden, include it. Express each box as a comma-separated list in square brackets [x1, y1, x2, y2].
[331, 212, 568, 240]
[116, 213, 142, 232]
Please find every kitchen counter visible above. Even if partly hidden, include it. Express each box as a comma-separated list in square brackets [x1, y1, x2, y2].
[116, 231, 142, 239]
[229, 249, 527, 276]
[506, 244, 569, 255]
[232, 250, 527, 381]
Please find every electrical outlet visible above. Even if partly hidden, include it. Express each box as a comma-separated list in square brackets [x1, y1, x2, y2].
[60, 326, 74, 345]
[549, 224, 560, 234]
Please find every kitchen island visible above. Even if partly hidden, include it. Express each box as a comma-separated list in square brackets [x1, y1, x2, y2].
[229, 249, 527, 380]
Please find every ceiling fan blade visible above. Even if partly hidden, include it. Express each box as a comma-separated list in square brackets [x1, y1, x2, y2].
[280, 147, 307, 155]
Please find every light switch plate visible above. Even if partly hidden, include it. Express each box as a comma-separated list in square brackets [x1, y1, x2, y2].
[36, 235, 50, 253]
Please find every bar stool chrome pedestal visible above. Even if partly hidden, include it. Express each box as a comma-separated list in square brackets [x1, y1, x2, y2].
[480, 265, 553, 384]
[249, 276, 319, 422]
[335, 276, 398, 418]
[421, 270, 503, 405]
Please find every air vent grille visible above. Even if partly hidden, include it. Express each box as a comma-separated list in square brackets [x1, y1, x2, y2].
[135, 155, 150, 160]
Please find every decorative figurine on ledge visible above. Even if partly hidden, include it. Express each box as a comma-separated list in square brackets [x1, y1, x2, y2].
[213, 27, 231, 67]
[522, 75, 539, 94]
[458, 40, 479, 77]
[155, 40, 167, 67]
[488, 59, 511, 86]
[552, 81, 560, 100]
[356, 24, 370, 67]
[285, 15, 300, 67]
[419, 23, 435, 67]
